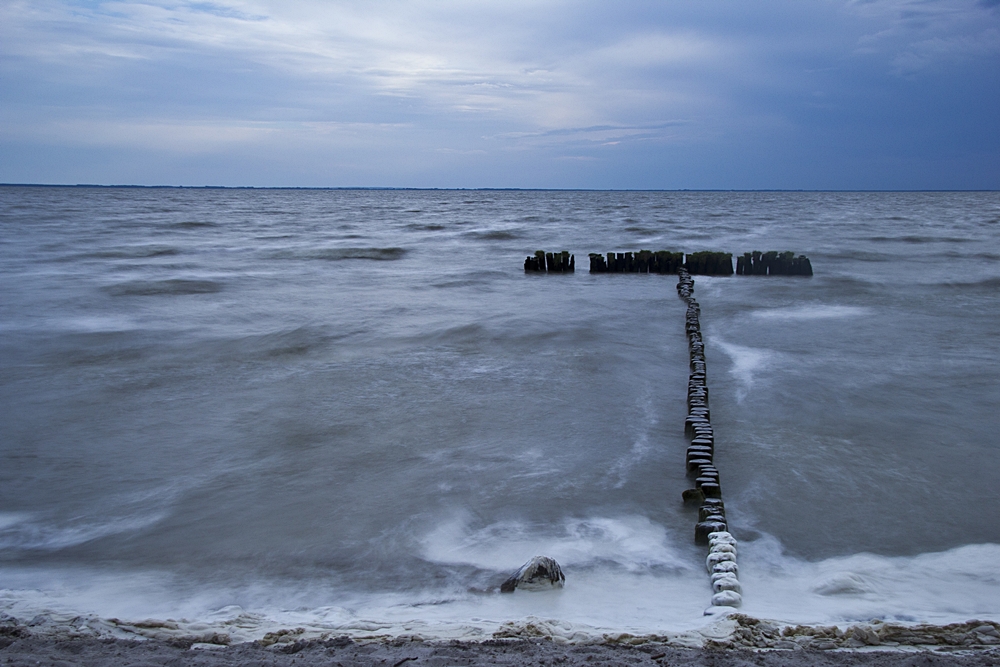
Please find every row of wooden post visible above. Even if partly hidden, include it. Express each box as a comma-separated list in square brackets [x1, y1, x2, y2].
[676, 269, 743, 611]
[524, 250, 574, 272]
[525, 250, 811, 276]
[736, 251, 812, 276]
[587, 251, 685, 274]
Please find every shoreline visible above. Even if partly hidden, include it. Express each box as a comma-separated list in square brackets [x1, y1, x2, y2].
[4, 612, 1000, 657]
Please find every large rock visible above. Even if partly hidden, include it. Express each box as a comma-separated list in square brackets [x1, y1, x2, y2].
[500, 556, 566, 593]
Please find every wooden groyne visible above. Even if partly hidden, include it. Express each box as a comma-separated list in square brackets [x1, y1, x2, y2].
[684, 251, 734, 276]
[524, 250, 575, 272]
[587, 251, 684, 274]
[580, 250, 811, 276]
[735, 251, 812, 276]
[521, 247, 811, 611]
[676, 268, 742, 611]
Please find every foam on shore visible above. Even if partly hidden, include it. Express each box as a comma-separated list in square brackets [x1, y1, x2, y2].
[3, 534, 1000, 648]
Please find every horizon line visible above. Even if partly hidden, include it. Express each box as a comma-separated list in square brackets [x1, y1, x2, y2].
[1, 183, 997, 193]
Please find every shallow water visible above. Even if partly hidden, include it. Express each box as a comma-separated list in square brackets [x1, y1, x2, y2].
[1, 187, 999, 636]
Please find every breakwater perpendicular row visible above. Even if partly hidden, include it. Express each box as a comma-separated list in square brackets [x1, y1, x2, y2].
[676, 268, 743, 612]
[524, 250, 811, 275]
[735, 250, 812, 276]
[524, 250, 575, 272]
[588, 250, 685, 274]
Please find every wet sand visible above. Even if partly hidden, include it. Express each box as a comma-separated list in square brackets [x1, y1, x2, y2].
[4, 635, 1000, 667]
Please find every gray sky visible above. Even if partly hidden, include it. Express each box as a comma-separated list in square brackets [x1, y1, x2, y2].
[2, 0, 998, 188]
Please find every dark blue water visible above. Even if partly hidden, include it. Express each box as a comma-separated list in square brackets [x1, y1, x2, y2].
[1, 187, 999, 638]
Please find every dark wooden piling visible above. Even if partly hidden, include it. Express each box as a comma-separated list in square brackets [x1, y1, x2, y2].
[579, 249, 810, 276]
[685, 252, 734, 276]
[524, 251, 543, 272]
[588, 250, 684, 273]
[525, 250, 575, 273]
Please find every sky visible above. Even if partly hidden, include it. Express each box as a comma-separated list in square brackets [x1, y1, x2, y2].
[1, 0, 998, 189]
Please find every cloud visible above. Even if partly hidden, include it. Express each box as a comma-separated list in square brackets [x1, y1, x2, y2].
[848, 0, 1000, 74]
[0, 115, 417, 153]
[0, 0, 998, 187]
[589, 31, 724, 69]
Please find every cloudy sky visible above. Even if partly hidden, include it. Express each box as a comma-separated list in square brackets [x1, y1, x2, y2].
[1, 0, 998, 188]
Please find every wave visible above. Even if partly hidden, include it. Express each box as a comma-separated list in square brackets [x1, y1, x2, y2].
[103, 279, 223, 296]
[812, 250, 894, 262]
[263, 247, 408, 261]
[713, 339, 777, 402]
[750, 305, 870, 321]
[410, 323, 489, 347]
[934, 276, 1000, 290]
[85, 245, 180, 259]
[865, 235, 973, 244]
[215, 326, 344, 360]
[63, 245, 181, 260]
[0, 512, 166, 552]
[3, 533, 998, 644]
[429, 275, 504, 289]
[604, 392, 657, 490]
[808, 274, 881, 295]
[0, 470, 235, 555]
[169, 221, 216, 229]
[0, 490, 175, 552]
[466, 230, 522, 241]
[420, 514, 691, 573]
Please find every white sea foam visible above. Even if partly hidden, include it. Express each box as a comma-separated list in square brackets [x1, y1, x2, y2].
[420, 514, 691, 572]
[604, 391, 657, 489]
[604, 436, 650, 490]
[0, 512, 32, 532]
[0, 477, 224, 552]
[0, 512, 167, 551]
[2, 532, 999, 642]
[713, 339, 776, 402]
[750, 305, 870, 321]
[737, 535, 1000, 625]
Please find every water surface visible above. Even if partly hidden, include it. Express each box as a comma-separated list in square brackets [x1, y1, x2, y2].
[2, 187, 999, 635]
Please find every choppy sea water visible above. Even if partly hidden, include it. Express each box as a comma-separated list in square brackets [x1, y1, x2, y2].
[1, 187, 999, 639]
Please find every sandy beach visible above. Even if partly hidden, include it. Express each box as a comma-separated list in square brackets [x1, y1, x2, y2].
[5, 613, 1000, 667]
[4, 634, 1000, 667]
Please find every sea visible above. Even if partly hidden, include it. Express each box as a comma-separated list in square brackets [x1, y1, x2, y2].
[1, 186, 999, 640]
